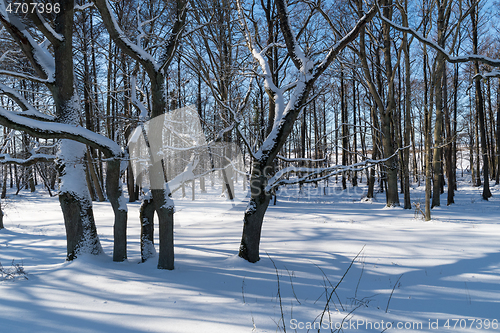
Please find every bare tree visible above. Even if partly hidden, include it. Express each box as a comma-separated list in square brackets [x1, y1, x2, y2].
[0, 0, 127, 260]
[233, 0, 378, 262]
[92, 0, 187, 269]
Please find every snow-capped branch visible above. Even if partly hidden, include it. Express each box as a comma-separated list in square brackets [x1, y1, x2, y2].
[92, 0, 159, 75]
[252, 1, 378, 163]
[0, 106, 122, 158]
[30, 11, 64, 44]
[158, 0, 188, 71]
[313, 3, 378, 77]
[0, 10, 55, 83]
[0, 82, 54, 121]
[473, 71, 500, 80]
[378, 9, 500, 68]
[0, 153, 55, 166]
[275, 0, 311, 72]
[266, 148, 404, 193]
[130, 74, 149, 121]
[276, 155, 328, 163]
[237, 0, 284, 122]
[75, 3, 95, 11]
[0, 70, 50, 85]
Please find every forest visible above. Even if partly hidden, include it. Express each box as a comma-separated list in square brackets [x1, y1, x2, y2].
[0, 0, 499, 331]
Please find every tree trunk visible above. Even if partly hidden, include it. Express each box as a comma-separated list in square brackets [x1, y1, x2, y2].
[106, 159, 128, 262]
[402, 1, 411, 209]
[55, 1, 102, 260]
[431, 1, 447, 208]
[367, 106, 378, 199]
[423, 32, 432, 220]
[341, 68, 348, 190]
[150, 72, 175, 270]
[0, 201, 4, 229]
[471, 2, 492, 200]
[140, 194, 155, 262]
[87, 148, 105, 202]
[238, 161, 271, 263]
[496, 80, 500, 185]
[444, 64, 455, 205]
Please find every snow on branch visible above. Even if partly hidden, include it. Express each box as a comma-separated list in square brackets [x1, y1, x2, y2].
[75, 3, 95, 11]
[275, 0, 311, 72]
[158, 0, 188, 71]
[0, 106, 121, 158]
[276, 155, 328, 163]
[0, 9, 55, 82]
[0, 82, 54, 121]
[0, 153, 55, 166]
[266, 148, 405, 193]
[313, 3, 378, 78]
[130, 75, 148, 121]
[92, 0, 158, 74]
[378, 9, 500, 68]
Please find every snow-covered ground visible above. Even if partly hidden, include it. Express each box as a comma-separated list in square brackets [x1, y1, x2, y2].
[1, 176, 499, 332]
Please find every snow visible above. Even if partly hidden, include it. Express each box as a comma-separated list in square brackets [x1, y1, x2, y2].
[0, 105, 122, 158]
[0, 8, 56, 82]
[0, 82, 54, 121]
[1, 176, 500, 332]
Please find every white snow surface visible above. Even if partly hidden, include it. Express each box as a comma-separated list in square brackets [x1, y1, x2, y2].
[1, 177, 500, 332]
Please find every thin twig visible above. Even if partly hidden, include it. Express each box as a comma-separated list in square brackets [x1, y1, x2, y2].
[385, 274, 403, 313]
[267, 252, 286, 333]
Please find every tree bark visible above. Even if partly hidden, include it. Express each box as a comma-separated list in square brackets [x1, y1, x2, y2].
[140, 194, 155, 262]
[471, 2, 492, 199]
[444, 64, 455, 205]
[238, 161, 272, 263]
[106, 159, 128, 262]
[55, 0, 102, 259]
[431, 0, 448, 208]
[402, 0, 411, 209]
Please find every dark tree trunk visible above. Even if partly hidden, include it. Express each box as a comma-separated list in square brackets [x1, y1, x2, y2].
[381, 0, 400, 206]
[55, 0, 102, 260]
[471, 2, 492, 200]
[341, 68, 348, 190]
[106, 159, 128, 262]
[238, 161, 272, 263]
[0, 201, 3, 229]
[496, 80, 500, 185]
[367, 106, 378, 199]
[444, 65, 454, 205]
[140, 195, 155, 262]
[402, 2, 411, 209]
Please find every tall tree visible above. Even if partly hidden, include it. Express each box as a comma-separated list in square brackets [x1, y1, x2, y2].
[357, 0, 400, 207]
[92, 0, 187, 269]
[470, 0, 492, 200]
[235, 0, 378, 262]
[0, 0, 126, 260]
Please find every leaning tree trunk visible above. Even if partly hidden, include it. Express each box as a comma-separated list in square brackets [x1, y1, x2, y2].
[238, 161, 272, 263]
